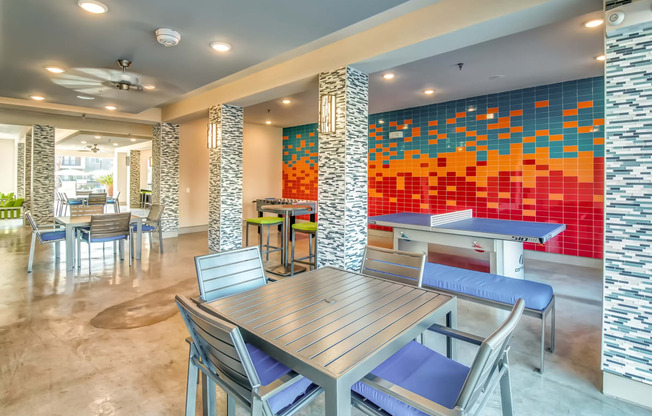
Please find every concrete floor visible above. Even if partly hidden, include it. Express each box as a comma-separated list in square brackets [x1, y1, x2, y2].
[0, 221, 649, 416]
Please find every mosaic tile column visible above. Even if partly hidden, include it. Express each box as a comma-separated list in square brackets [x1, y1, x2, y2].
[208, 104, 243, 252]
[16, 142, 25, 198]
[317, 67, 369, 271]
[129, 150, 141, 208]
[30, 125, 55, 223]
[152, 123, 180, 234]
[603, 0, 652, 396]
[24, 131, 32, 213]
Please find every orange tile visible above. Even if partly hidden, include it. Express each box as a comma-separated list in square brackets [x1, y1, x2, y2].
[447, 118, 456, 124]
[511, 126, 523, 133]
[389, 197, 397, 203]
[288, 144, 293, 149]
[428, 139, 438, 145]
[412, 127, 421, 136]
[511, 176, 523, 182]
[376, 137, 383, 141]
[563, 121, 578, 128]
[309, 132, 315, 137]
[456, 127, 466, 133]
[523, 136, 536, 143]
[283, 136, 289, 140]
[510, 109, 523, 117]
[405, 119, 413, 124]
[523, 210, 536, 217]
[578, 101, 593, 109]
[369, 132, 376, 137]
[477, 145, 487, 151]
[593, 195, 604, 202]
[499, 192, 511, 199]
[376, 143, 383, 148]
[594, 137, 604, 145]
[446, 200, 457, 206]
[523, 198, 536, 205]
[563, 109, 577, 117]
[578, 126, 593, 133]
[369, 124, 376, 129]
[594, 118, 604, 125]
[487, 202, 499, 209]
[390, 142, 397, 148]
[550, 135, 563, 141]
[390, 151, 397, 156]
[488, 124, 499, 130]
[284, 151, 289, 155]
[376, 127, 383, 132]
[536, 130, 549, 136]
[428, 120, 438, 126]
[477, 191, 487, 198]
[389, 121, 397, 127]
[466, 131, 477, 137]
[550, 194, 563, 200]
[420, 203, 429, 209]
[446, 186, 456, 192]
[535, 100, 549, 108]
[488, 107, 498, 114]
[499, 133, 510, 139]
[476, 114, 487, 121]
[564, 145, 578, 152]
[428, 130, 438, 136]
[429, 190, 438, 196]
[296, 134, 301, 139]
[456, 112, 466, 118]
[405, 137, 412, 142]
[412, 194, 421, 199]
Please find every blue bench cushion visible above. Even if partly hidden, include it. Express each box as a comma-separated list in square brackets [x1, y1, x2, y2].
[423, 262, 553, 311]
[352, 341, 469, 415]
[246, 343, 317, 414]
[133, 224, 156, 232]
[40, 230, 66, 241]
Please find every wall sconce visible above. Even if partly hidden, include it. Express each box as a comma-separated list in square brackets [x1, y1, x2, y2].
[319, 94, 336, 134]
[207, 122, 221, 149]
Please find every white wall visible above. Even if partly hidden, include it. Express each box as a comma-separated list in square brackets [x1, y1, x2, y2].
[0, 139, 16, 194]
[114, 152, 128, 200]
[179, 116, 209, 228]
[243, 123, 283, 219]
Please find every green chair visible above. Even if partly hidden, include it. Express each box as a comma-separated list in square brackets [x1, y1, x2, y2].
[245, 216, 283, 261]
[290, 222, 317, 276]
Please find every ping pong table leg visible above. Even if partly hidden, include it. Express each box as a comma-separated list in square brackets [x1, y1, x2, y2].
[493, 240, 525, 279]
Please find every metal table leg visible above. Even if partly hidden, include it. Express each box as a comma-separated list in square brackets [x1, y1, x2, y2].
[65, 224, 75, 271]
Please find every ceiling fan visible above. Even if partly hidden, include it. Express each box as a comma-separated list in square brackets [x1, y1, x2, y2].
[82, 144, 101, 153]
[52, 59, 148, 95]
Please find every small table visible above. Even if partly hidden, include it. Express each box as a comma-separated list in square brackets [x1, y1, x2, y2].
[260, 204, 313, 276]
[201, 267, 456, 416]
[55, 215, 143, 271]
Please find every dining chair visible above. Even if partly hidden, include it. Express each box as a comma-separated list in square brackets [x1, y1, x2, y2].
[135, 204, 165, 254]
[87, 193, 107, 210]
[77, 212, 132, 270]
[70, 204, 104, 217]
[60, 192, 84, 216]
[175, 294, 323, 416]
[107, 191, 121, 213]
[25, 211, 66, 273]
[360, 245, 427, 287]
[351, 299, 525, 416]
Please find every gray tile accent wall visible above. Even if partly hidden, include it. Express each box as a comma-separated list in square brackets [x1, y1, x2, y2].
[17, 142, 24, 198]
[152, 123, 180, 233]
[317, 67, 369, 271]
[129, 150, 141, 208]
[24, 131, 32, 213]
[603, 20, 652, 384]
[30, 125, 55, 224]
[208, 104, 244, 252]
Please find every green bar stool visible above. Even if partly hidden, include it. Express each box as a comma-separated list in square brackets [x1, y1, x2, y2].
[245, 217, 284, 261]
[291, 222, 317, 276]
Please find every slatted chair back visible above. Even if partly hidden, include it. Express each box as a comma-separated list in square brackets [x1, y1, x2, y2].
[195, 246, 267, 302]
[147, 204, 165, 222]
[87, 193, 107, 205]
[455, 299, 525, 412]
[360, 245, 426, 287]
[175, 294, 262, 408]
[89, 212, 131, 240]
[70, 204, 104, 217]
[25, 211, 38, 231]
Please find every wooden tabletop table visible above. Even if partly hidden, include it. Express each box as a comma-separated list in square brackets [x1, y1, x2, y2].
[55, 214, 143, 271]
[201, 266, 457, 416]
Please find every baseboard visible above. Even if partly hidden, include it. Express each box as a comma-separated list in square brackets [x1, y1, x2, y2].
[179, 224, 208, 235]
[604, 371, 652, 410]
[161, 231, 179, 239]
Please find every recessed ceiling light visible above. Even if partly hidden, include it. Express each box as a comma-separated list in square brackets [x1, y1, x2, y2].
[423, 89, 435, 95]
[584, 19, 604, 28]
[31, 95, 45, 101]
[596, 55, 606, 61]
[282, 99, 291, 104]
[383, 73, 395, 80]
[78, 1, 108, 14]
[113, 143, 119, 146]
[94, 135, 101, 139]
[77, 95, 94, 100]
[45, 66, 65, 74]
[143, 85, 156, 90]
[265, 120, 272, 125]
[130, 138, 137, 142]
[210, 42, 232, 52]
[81, 140, 87, 144]
[105, 105, 116, 110]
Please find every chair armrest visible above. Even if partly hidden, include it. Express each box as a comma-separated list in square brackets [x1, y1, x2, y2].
[36, 224, 65, 232]
[257, 371, 310, 400]
[427, 324, 484, 346]
[357, 374, 452, 416]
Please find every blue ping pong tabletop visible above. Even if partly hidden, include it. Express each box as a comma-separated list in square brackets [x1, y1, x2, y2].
[369, 212, 566, 244]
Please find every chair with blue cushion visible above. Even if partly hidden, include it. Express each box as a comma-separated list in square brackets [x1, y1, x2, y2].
[351, 299, 525, 416]
[134, 204, 164, 254]
[77, 212, 132, 271]
[176, 294, 323, 416]
[61, 193, 84, 216]
[25, 211, 66, 273]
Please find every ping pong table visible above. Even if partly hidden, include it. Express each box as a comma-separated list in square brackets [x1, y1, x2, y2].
[368, 209, 565, 279]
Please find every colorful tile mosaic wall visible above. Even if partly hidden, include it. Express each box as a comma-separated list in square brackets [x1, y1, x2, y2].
[282, 123, 318, 201]
[282, 77, 605, 259]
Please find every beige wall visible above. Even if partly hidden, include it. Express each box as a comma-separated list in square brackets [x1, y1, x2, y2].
[0, 139, 16, 194]
[179, 116, 209, 228]
[114, 152, 128, 200]
[139, 148, 152, 190]
[243, 123, 283, 219]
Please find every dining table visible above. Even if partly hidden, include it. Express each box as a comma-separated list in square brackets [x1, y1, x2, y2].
[260, 203, 314, 276]
[55, 214, 143, 271]
[200, 266, 457, 416]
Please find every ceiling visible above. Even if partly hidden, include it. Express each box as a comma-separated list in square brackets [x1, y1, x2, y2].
[1, 0, 409, 114]
[243, 9, 605, 127]
[0, 124, 31, 141]
[55, 131, 150, 153]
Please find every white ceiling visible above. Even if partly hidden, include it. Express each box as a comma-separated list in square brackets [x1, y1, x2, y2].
[0, 124, 31, 141]
[1, 0, 409, 113]
[243, 9, 605, 127]
[55, 131, 150, 153]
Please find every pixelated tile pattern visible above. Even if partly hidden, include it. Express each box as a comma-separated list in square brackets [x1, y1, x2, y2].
[282, 124, 319, 201]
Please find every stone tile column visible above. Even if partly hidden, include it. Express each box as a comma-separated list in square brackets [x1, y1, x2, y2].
[30, 125, 55, 223]
[208, 104, 244, 252]
[152, 123, 180, 235]
[602, 0, 652, 406]
[16, 142, 25, 198]
[317, 67, 369, 271]
[24, 131, 32, 213]
[129, 150, 141, 208]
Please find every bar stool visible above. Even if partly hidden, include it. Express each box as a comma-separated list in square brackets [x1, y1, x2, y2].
[245, 217, 284, 261]
[291, 222, 317, 276]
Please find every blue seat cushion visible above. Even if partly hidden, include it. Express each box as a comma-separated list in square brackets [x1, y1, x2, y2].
[68, 200, 83, 205]
[40, 230, 66, 242]
[423, 262, 553, 311]
[80, 232, 128, 243]
[352, 341, 469, 415]
[133, 224, 156, 232]
[246, 343, 317, 413]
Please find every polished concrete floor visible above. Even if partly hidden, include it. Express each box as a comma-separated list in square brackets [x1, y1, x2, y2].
[0, 220, 649, 416]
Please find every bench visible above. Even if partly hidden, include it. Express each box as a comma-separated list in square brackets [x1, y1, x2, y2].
[0, 198, 24, 221]
[422, 261, 555, 373]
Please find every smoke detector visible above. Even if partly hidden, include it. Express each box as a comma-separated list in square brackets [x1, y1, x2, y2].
[155, 28, 181, 47]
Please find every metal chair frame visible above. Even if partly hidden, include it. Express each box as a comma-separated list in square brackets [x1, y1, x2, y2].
[245, 219, 283, 262]
[141, 204, 165, 253]
[77, 212, 132, 271]
[352, 299, 525, 416]
[25, 211, 66, 273]
[107, 191, 121, 213]
[360, 245, 427, 287]
[290, 223, 317, 276]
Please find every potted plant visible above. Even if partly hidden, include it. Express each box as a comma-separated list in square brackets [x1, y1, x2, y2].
[96, 173, 114, 196]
